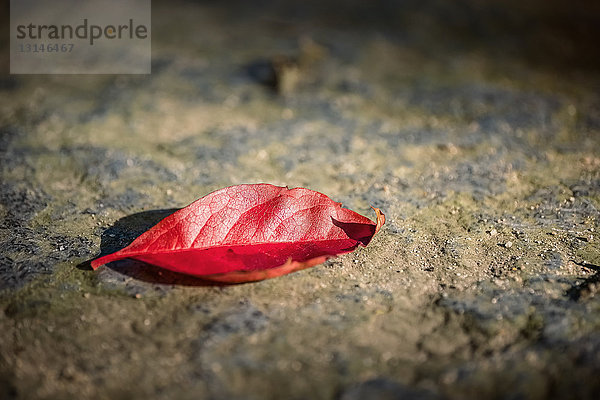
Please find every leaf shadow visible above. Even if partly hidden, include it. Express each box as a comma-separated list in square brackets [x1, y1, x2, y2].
[567, 260, 600, 301]
[77, 208, 227, 286]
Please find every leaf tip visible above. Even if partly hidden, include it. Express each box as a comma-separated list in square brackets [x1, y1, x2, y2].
[90, 253, 121, 270]
[90, 258, 102, 270]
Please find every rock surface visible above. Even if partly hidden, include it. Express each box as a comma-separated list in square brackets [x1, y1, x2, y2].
[1, 0, 599, 399]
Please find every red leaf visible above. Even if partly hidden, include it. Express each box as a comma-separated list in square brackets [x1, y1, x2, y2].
[91, 184, 385, 283]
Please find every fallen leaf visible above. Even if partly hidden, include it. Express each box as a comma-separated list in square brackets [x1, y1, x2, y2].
[91, 184, 384, 283]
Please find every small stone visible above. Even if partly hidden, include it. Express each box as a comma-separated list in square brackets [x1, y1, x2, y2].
[505, 241, 513, 248]
[489, 229, 498, 236]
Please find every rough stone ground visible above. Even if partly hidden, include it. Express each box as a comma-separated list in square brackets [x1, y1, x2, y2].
[1, 0, 600, 399]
